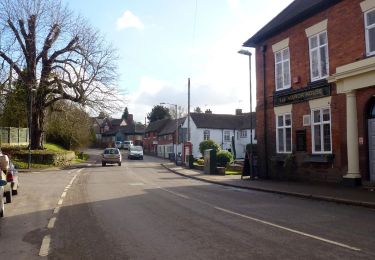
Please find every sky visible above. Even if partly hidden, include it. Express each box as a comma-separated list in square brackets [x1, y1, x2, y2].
[63, 0, 294, 123]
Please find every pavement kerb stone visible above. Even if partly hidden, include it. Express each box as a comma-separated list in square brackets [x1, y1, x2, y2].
[161, 164, 375, 209]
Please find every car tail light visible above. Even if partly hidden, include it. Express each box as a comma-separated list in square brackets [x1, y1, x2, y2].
[6, 172, 13, 182]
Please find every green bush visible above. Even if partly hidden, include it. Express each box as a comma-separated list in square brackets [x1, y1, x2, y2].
[196, 159, 204, 165]
[217, 150, 233, 167]
[199, 140, 220, 157]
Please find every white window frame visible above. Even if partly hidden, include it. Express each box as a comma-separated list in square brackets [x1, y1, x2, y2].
[309, 31, 329, 81]
[240, 130, 247, 138]
[274, 47, 291, 91]
[311, 107, 332, 154]
[224, 130, 231, 142]
[203, 130, 210, 141]
[276, 113, 292, 153]
[365, 8, 375, 56]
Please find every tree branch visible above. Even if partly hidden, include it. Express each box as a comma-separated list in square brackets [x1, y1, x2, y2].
[0, 51, 23, 77]
[49, 36, 79, 62]
[36, 24, 60, 64]
[7, 19, 28, 57]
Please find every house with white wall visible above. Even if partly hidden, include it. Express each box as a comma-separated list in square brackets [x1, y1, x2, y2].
[181, 110, 256, 159]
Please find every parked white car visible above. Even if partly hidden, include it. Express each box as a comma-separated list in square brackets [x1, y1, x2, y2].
[128, 146, 144, 160]
[122, 140, 133, 150]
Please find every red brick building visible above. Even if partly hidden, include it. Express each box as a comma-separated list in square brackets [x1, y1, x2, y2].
[243, 0, 375, 185]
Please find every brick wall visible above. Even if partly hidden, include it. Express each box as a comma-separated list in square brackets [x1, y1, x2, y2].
[254, 0, 373, 182]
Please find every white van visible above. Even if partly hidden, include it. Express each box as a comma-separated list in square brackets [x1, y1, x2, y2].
[122, 140, 133, 150]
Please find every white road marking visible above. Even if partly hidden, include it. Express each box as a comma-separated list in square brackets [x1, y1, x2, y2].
[129, 182, 145, 186]
[53, 206, 60, 214]
[155, 184, 361, 252]
[47, 217, 57, 229]
[159, 187, 190, 199]
[39, 235, 51, 257]
[214, 206, 361, 252]
[38, 170, 83, 257]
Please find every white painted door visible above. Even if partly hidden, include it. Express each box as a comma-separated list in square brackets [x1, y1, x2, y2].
[368, 118, 375, 181]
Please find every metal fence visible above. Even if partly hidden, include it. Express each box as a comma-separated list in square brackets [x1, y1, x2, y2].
[0, 127, 29, 145]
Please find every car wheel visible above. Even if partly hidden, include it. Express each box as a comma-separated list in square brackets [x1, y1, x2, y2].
[12, 189, 18, 195]
[118, 162, 121, 166]
[5, 191, 12, 203]
[102, 162, 106, 167]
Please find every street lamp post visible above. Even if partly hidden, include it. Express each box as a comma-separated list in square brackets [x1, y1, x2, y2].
[238, 49, 253, 178]
[28, 88, 36, 169]
[160, 102, 178, 163]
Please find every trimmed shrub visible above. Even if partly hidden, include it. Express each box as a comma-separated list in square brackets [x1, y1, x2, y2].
[199, 140, 220, 157]
[196, 159, 204, 165]
[217, 150, 233, 167]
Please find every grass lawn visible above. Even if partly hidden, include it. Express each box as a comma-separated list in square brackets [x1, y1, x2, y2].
[4, 143, 89, 169]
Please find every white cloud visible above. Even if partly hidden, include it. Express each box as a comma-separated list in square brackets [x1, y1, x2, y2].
[116, 10, 144, 30]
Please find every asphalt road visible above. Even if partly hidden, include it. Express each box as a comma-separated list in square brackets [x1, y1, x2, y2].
[1, 150, 375, 259]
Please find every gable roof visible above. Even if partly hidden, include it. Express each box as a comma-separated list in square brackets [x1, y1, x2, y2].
[145, 118, 170, 133]
[110, 118, 123, 127]
[158, 117, 186, 136]
[239, 112, 256, 130]
[190, 112, 255, 130]
[243, 0, 342, 47]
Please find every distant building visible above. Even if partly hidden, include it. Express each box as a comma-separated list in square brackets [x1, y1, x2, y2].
[181, 110, 256, 159]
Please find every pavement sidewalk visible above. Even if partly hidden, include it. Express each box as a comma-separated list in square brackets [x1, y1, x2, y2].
[162, 163, 375, 209]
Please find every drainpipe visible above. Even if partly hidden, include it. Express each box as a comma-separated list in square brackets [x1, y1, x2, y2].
[261, 44, 269, 179]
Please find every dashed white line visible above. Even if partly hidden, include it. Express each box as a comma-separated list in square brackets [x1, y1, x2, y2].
[47, 217, 57, 229]
[38, 170, 82, 257]
[159, 187, 190, 199]
[39, 235, 51, 257]
[214, 206, 361, 252]
[53, 206, 60, 214]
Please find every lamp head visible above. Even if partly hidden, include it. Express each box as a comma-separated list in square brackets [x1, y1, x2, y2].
[238, 49, 252, 56]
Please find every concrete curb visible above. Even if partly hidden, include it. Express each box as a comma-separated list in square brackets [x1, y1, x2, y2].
[161, 164, 375, 209]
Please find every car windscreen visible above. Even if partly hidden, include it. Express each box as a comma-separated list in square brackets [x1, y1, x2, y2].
[131, 146, 143, 151]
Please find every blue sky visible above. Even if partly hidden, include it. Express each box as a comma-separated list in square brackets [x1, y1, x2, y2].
[63, 0, 293, 122]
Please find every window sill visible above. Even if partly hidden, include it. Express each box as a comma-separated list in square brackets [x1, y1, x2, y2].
[304, 154, 334, 163]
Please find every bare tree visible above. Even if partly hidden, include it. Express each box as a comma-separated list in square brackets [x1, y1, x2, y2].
[0, 0, 121, 149]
